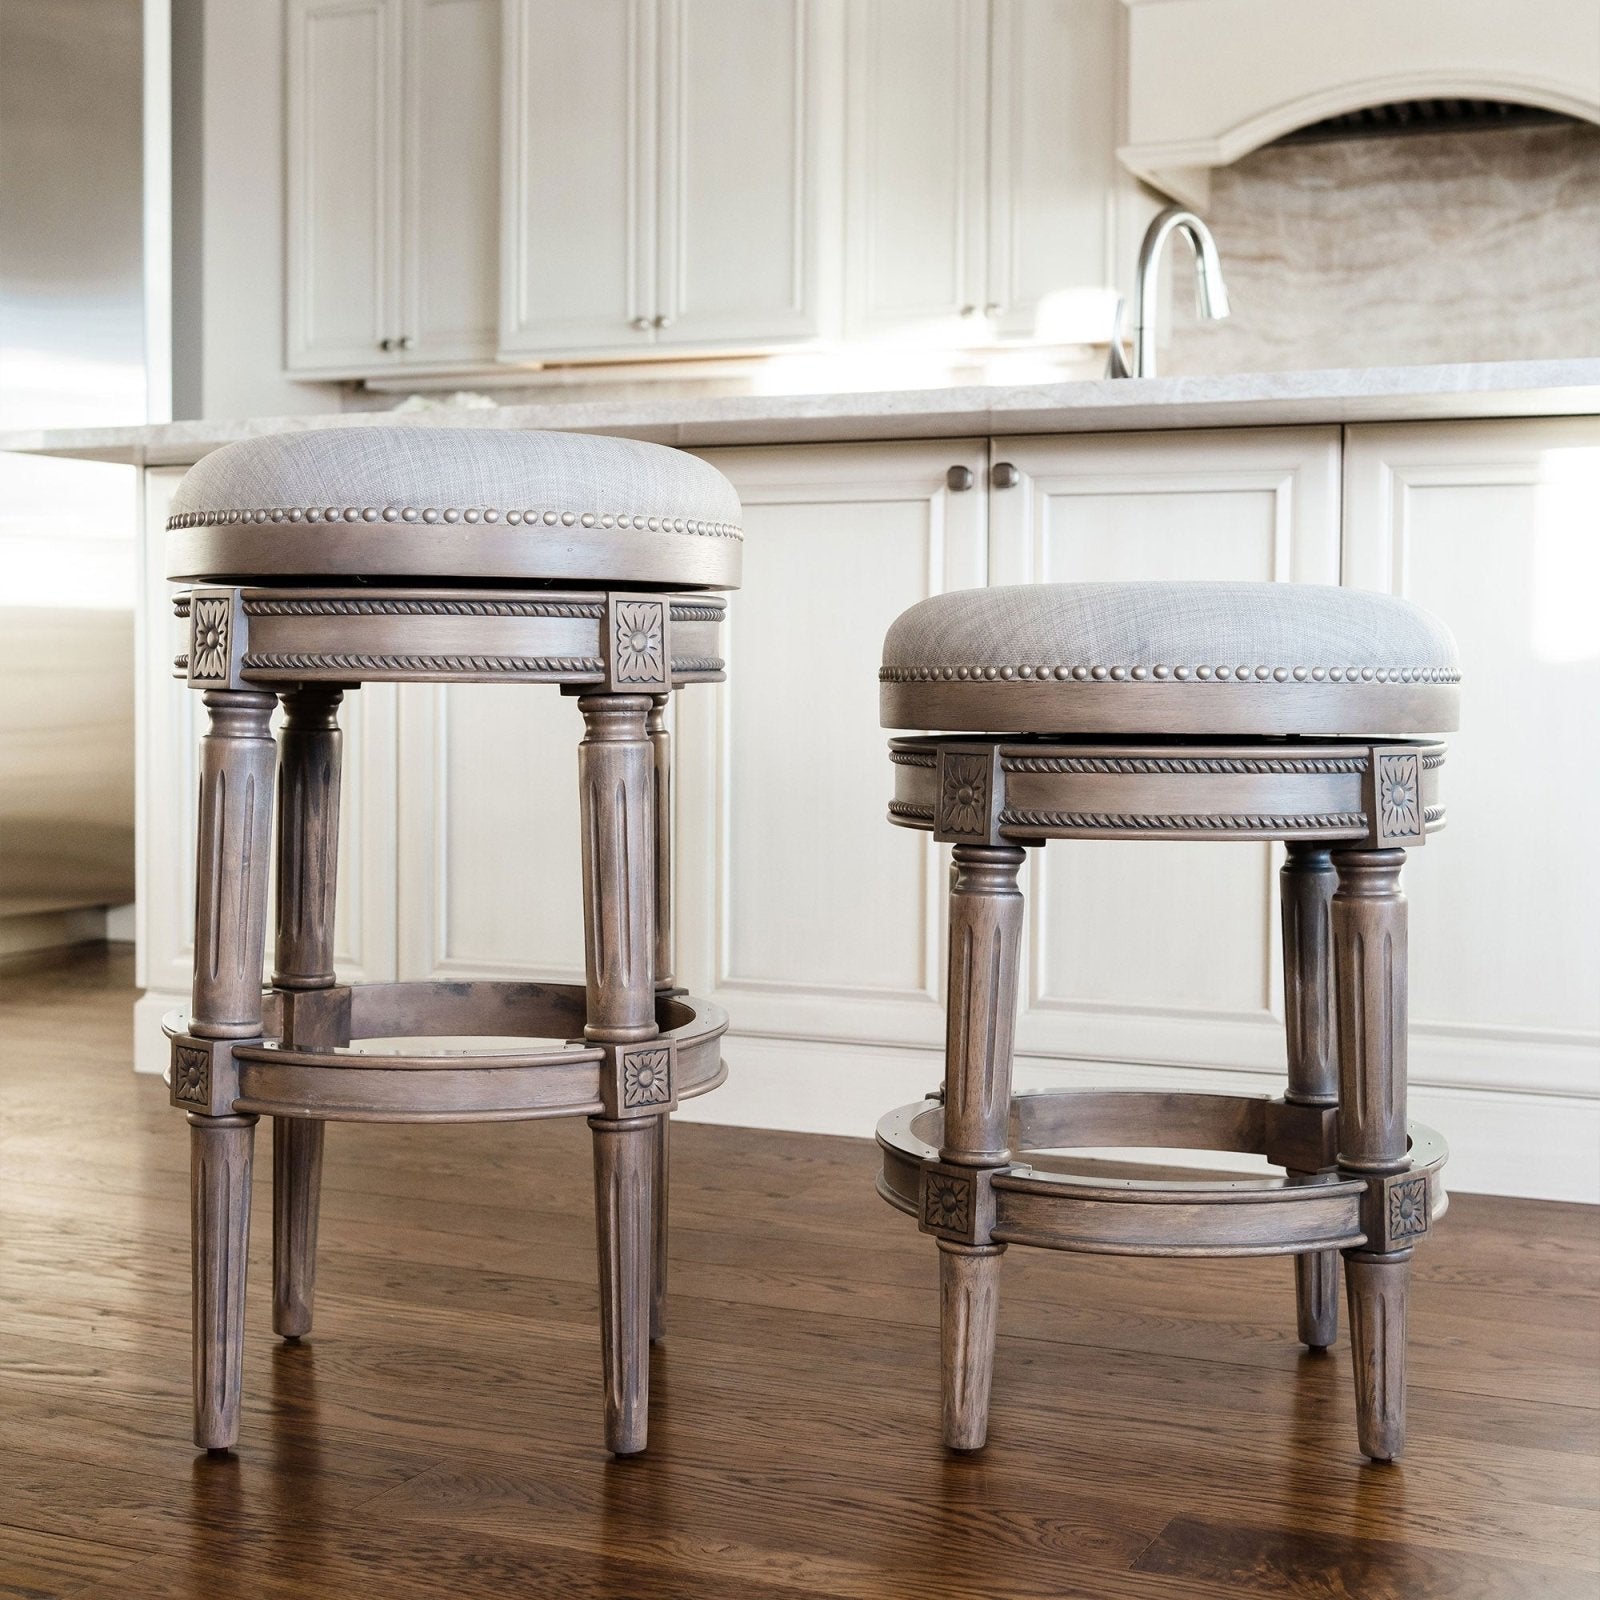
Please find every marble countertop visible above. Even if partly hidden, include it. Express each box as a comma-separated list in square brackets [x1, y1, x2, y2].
[4, 359, 1597, 466]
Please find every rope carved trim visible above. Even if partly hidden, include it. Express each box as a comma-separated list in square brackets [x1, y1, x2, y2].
[1002, 754, 1372, 776]
[881, 663, 1459, 686]
[888, 800, 936, 821]
[169, 505, 742, 540]
[999, 809, 1370, 832]
[889, 750, 938, 769]
[236, 652, 724, 677]
[242, 652, 605, 675]
[241, 597, 605, 619]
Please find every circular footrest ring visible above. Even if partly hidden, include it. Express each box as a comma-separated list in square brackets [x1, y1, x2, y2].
[877, 1089, 1447, 1258]
[164, 981, 727, 1123]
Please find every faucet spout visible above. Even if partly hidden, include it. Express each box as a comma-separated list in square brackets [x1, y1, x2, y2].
[1125, 205, 1230, 379]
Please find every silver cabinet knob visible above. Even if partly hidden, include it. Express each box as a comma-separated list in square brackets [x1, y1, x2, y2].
[653, 315, 674, 330]
[945, 465, 974, 492]
[991, 462, 1020, 489]
[630, 316, 652, 331]
[397, 335, 414, 351]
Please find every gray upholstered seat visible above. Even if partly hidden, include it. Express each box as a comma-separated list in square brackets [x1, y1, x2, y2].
[880, 581, 1460, 735]
[166, 426, 742, 589]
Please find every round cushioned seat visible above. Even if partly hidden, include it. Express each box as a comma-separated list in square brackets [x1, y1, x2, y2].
[166, 426, 743, 589]
[880, 581, 1459, 736]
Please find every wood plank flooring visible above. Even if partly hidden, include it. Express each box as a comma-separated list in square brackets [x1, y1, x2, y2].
[2, 946, 1596, 1599]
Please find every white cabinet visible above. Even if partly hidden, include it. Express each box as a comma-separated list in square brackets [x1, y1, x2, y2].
[1342, 418, 1600, 1108]
[286, 0, 499, 376]
[843, 0, 1123, 346]
[500, 0, 837, 361]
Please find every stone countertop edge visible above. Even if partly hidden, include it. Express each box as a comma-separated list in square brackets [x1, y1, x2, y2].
[3, 359, 1598, 467]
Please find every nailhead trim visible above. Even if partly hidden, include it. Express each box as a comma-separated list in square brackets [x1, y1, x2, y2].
[880, 663, 1460, 685]
[168, 506, 742, 540]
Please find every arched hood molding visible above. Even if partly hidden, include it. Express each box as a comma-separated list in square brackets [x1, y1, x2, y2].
[1118, 0, 1600, 209]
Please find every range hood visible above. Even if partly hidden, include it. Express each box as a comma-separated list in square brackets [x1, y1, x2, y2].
[1118, 0, 1600, 208]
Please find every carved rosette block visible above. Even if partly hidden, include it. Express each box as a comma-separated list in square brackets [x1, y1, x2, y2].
[596, 1037, 677, 1118]
[605, 595, 670, 693]
[168, 1033, 242, 1118]
[919, 1162, 997, 1246]
[1363, 1169, 1432, 1253]
[934, 746, 1004, 845]
[1368, 748, 1426, 849]
[185, 589, 249, 690]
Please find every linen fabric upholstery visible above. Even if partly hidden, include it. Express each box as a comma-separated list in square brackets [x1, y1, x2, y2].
[880, 582, 1460, 736]
[167, 426, 743, 589]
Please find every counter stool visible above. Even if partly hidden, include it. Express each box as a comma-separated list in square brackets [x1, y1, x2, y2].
[163, 426, 741, 1456]
[874, 581, 1460, 1462]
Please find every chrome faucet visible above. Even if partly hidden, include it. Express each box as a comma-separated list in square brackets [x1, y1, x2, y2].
[1107, 206, 1231, 378]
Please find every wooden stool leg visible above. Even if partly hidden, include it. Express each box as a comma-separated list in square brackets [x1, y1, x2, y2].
[1332, 846, 1412, 1462]
[648, 692, 672, 1345]
[938, 844, 1025, 1452]
[271, 687, 343, 1339]
[188, 689, 277, 1450]
[579, 693, 660, 1456]
[1280, 843, 1340, 1349]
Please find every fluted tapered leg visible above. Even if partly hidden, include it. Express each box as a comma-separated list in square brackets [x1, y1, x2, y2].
[1333, 846, 1412, 1461]
[648, 693, 672, 1346]
[271, 687, 342, 1340]
[579, 694, 660, 1455]
[937, 844, 1024, 1452]
[649, 1113, 669, 1345]
[188, 688, 277, 1450]
[1281, 843, 1340, 1349]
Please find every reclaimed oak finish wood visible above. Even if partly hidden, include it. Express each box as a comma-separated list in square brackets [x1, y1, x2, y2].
[649, 691, 673, 1344]
[1332, 847, 1414, 1462]
[936, 844, 1025, 1451]
[271, 686, 343, 1339]
[879, 735, 1449, 1462]
[6, 950, 1598, 1600]
[578, 693, 662, 1455]
[187, 688, 276, 1450]
[1281, 843, 1341, 1349]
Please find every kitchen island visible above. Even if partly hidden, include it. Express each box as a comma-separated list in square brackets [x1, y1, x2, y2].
[7, 359, 1596, 1202]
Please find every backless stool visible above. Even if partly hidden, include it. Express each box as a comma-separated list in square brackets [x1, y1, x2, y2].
[163, 427, 740, 1455]
[874, 581, 1460, 1462]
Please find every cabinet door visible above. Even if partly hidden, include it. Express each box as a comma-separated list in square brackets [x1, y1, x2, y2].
[654, 0, 838, 349]
[394, 684, 588, 983]
[672, 442, 987, 1131]
[843, 0, 987, 340]
[400, 0, 501, 366]
[1343, 419, 1600, 1120]
[986, 0, 1121, 345]
[286, 0, 404, 375]
[987, 428, 1341, 1076]
[499, 0, 657, 358]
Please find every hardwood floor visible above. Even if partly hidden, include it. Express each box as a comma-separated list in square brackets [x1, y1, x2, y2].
[2, 946, 1596, 1599]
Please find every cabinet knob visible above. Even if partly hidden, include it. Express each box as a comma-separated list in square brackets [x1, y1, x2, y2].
[631, 316, 652, 332]
[984, 303, 1002, 317]
[653, 315, 674, 330]
[991, 462, 1020, 489]
[959, 304, 977, 318]
[397, 335, 414, 351]
[378, 336, 395, 352]
[945, 465, 974, 492]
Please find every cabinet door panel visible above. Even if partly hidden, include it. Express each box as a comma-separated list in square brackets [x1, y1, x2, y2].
[500, 0, 655, 357]
[656, 0, 835, 348]
[1343, 418, 1600, 1099]
[286, 0, 402, 374]
[843, 0, 986, 338]
[395, 684, 586, 982]
[988, 428, 1341, 1072]
[403, 0, 500, 365]
[986, 0, 1120, 345]
[675, 441, 987, 1046]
